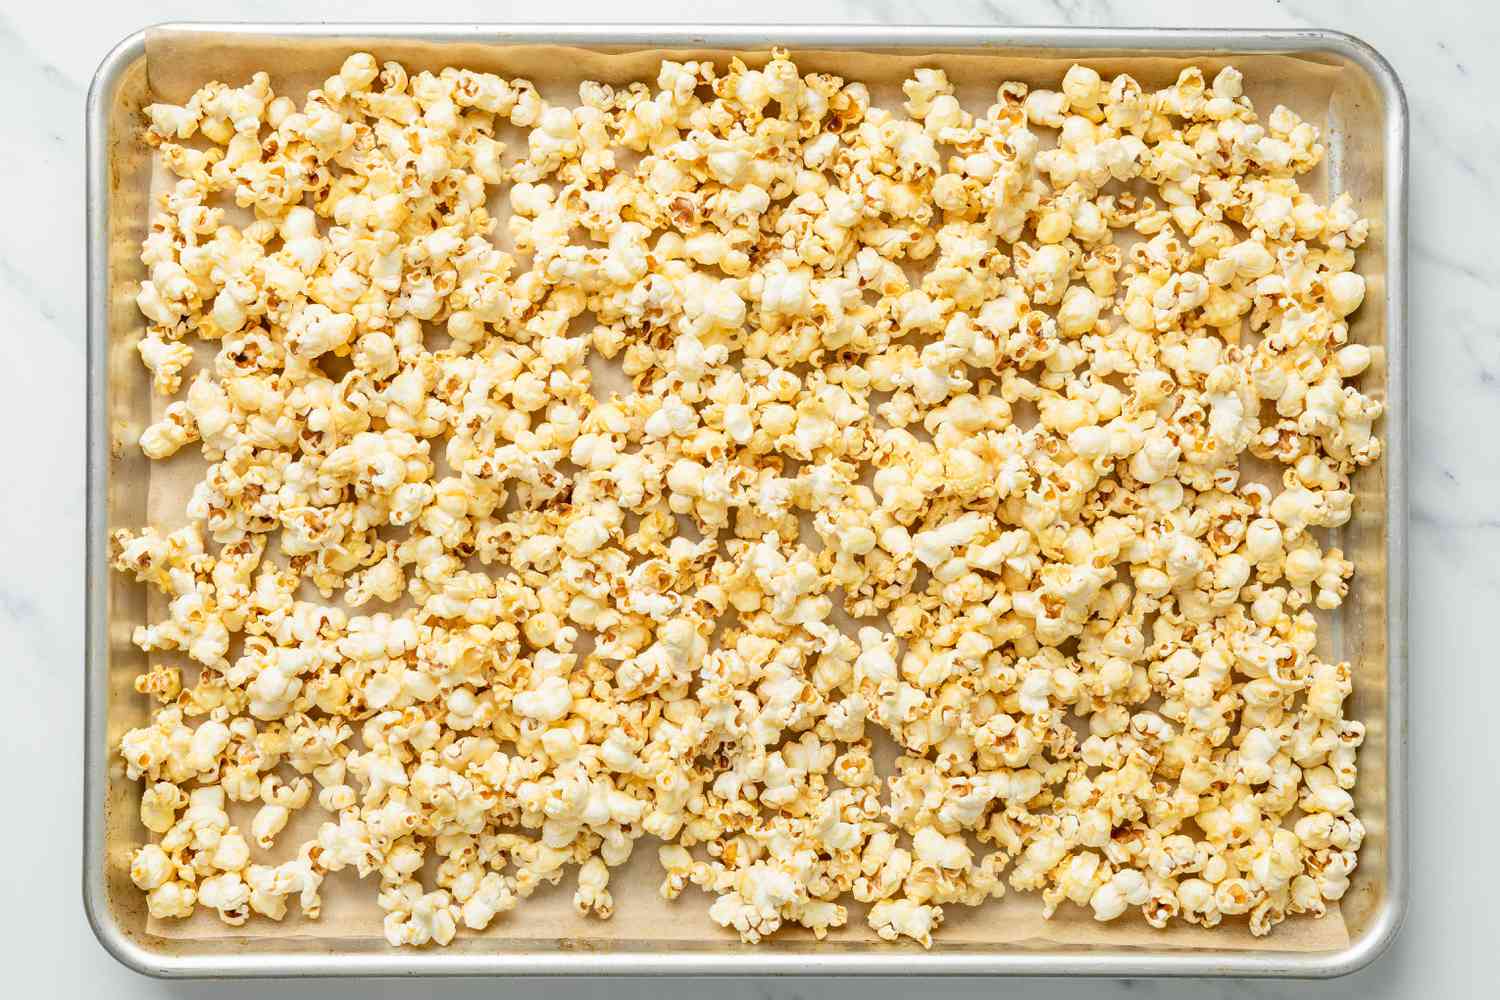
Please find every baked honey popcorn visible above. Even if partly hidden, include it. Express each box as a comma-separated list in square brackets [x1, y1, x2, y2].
[115, 51, 1378, 947]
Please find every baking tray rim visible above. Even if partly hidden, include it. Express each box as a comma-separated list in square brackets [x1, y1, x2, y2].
[84, 21, 1408, 979]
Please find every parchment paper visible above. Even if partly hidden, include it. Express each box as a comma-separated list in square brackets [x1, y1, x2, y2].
[135, 26, 1350, 954]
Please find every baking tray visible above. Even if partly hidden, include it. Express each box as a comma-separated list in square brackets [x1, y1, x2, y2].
[84, 23, 1408, 978]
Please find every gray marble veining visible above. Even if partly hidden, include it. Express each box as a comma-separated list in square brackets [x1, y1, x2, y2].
[3, 0, 1486, 995]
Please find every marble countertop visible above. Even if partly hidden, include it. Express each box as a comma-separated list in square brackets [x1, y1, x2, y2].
[7, 0, 1487, 995]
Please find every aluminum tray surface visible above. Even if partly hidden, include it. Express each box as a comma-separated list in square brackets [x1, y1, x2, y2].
[85, 23, 1408, 978]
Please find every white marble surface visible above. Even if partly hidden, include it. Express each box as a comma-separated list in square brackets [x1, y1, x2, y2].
[6, 0, 1490, 994]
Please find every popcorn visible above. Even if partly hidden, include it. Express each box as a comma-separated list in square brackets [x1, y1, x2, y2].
[115, 51, 1377, 948]
[573, 857, 614, 918]
[1325, 270, 1366, 317]
[1089, 868, 1150, 921]
[146, 880, 198, 920]
[139, 781, 187, 834]
[513, 674, 572, 724]
[198, 871, 252, 925]
[251, 804, 290, 849]
[130, 844, 175, 890]
[869, 899, 943, 947]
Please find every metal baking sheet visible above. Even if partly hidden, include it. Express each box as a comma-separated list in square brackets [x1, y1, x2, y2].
[84, 23, 1408, 978]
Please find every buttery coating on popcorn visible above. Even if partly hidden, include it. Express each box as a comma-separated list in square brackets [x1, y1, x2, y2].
[116, 50, 1380, 947]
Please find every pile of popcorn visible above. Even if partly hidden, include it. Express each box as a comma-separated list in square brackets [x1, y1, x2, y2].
[115, 50, 1379, 948]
